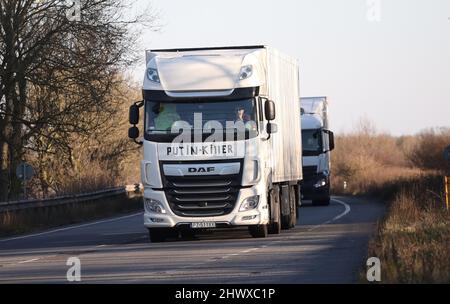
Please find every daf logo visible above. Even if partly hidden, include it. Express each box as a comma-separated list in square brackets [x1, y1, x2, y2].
[188, 167, 215, 173]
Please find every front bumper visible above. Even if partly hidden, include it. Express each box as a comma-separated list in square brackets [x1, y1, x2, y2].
[143, 186, 269, 228]
[301, 174, 330, 200]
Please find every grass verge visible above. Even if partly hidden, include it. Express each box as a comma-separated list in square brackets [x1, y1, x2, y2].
[365, 175, 450, 283]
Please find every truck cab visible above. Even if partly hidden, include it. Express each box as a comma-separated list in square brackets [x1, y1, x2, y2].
[300, 97, 334, 206]
[129, 46, 303, 242]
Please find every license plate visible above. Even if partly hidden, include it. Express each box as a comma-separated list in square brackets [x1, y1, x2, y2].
[191, 222, 216, 229]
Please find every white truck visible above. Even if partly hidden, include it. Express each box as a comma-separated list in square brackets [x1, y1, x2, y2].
[300, 97, 335, 206]
[128, 46, 303, 242]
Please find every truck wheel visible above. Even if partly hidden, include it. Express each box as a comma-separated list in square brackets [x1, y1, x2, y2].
[148, 228, 170, 243]
[312, 184, 331, 206]
[296, 184, 303, 208]
[180, 229, 196, 240]
[249, 224, 268, 238]
[312, 198, 331, 206]
[289, 186, 297, 228]
[268, 186, 281, 235]
[280, 185, 291, 230]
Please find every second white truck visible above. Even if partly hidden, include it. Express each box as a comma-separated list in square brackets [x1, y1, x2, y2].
[128, 46, 303, 242]
[300, 97, 335, 206]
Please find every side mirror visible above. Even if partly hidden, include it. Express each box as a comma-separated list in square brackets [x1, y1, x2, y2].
[129, 104, 140, 125]
[128, 126, 139, 139]
[326, 130, 335, 151]
[264, 100, 276, 121]
[267, 123, 278, 134]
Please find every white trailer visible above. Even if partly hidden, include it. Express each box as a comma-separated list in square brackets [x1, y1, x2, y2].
[129, 46, 302, 242]
[300, 97, 335, 205]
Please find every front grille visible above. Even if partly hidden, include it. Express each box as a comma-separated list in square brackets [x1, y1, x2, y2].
[164, 173, 241, 217]
[303, 166, 318, 180]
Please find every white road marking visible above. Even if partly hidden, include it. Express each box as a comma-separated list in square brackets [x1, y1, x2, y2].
[18, 258, 40, 264]
[242, 248, 258, 253]
[2, 198, 353, 280]
[210, 198, 352, 263]
[330, 198, 352, 221]
[0, 212, 143, 243]
[0, 213, 143, 270]
[307, 197, 351, 231]
[212, 248, 257, 261]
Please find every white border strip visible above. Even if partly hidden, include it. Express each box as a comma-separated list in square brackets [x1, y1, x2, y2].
[330, 198, 351, 221]
[0, 212, 142, 243]
[307, 197, 351, 231]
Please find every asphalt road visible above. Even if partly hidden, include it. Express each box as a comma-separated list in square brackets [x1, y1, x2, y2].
[0, 196, 385, 284]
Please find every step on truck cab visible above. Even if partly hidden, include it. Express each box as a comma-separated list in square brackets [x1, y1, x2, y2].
[300, 97, 335, 206]
[128, 46, 303, 242]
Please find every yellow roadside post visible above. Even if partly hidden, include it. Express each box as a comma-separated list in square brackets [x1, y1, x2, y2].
[444, 146, 450, 210]
[445, 176, 449, 211]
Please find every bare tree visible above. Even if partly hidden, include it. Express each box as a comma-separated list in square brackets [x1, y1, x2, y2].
[0, 0, 158, 200]
[29, 75, 142, 197]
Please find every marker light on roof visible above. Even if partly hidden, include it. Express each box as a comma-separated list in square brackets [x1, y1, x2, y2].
[239, 65, 253, 80]
[147, 68, 160, 83]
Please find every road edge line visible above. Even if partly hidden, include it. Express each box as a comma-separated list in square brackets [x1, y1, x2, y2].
[307, 197, 351, 231]
[0, 212, 143, 243]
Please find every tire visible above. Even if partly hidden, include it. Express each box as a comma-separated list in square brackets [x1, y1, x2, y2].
[297, 184, 303, 208]
[312, 184, 331, 206]
[268, 187, 281, 235]
[280, 185, 291, 230]
[148, 228, 171, 243]
[249, 224, 268, 238]
[312, 198, 331, 206]
[289, 186, 297, 228]
[180, 229, 196, 240]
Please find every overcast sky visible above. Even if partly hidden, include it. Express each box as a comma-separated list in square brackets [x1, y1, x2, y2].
[131, 0, 450, 135]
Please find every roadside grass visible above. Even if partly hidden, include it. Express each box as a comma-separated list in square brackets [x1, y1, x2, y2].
[332, 126, 450, 283]
[364, 175, 450, 283]
[331, 165, 424, 196]
[0, 193, 143, 238]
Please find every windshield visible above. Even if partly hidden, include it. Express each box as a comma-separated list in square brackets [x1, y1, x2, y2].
[145, 98, 258, 141]
[302, 129, 323, 156]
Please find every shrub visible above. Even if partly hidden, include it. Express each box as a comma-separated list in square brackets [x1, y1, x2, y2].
[407, 128, 450, 174]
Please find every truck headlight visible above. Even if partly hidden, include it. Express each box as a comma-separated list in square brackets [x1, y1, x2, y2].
[147, 68, 160, 83]
[314, 178, 327, 188]
[144, 198, 166, 214]
[239, 195, 260, 212]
